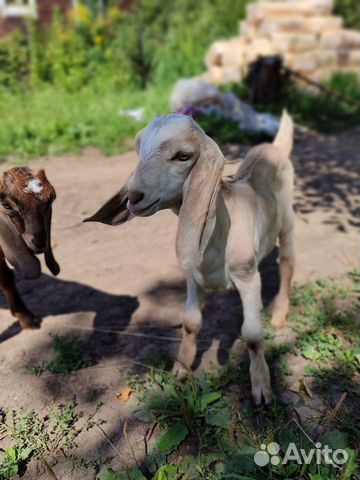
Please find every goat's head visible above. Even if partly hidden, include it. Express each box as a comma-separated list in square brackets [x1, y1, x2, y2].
[0, 167, 60, 278]
[85, 114, 225, 268]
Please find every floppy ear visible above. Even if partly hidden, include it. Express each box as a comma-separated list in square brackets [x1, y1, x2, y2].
[176, 133, 224, 270]
[44, 205, 60, 276]
[0, 212, 41, 279]
[83, 178, 133, 226]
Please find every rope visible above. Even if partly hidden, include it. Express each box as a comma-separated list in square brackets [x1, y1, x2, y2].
[51, 323, 183, 342]
[285, 67, 356, 107]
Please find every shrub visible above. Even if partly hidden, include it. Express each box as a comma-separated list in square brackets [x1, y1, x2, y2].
[0, 0, 252, 91]
[334, 0, 360, 30]
[111, 0, 251, 87]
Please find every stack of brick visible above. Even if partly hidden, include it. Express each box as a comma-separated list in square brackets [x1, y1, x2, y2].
[201, 0, 360, 85]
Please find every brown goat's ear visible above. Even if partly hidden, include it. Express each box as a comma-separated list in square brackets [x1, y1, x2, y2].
[83, 180, 132, 226]
[44, 206, 60, 276]
[176, 134, 224, 270]
[0, 212, 41, 279]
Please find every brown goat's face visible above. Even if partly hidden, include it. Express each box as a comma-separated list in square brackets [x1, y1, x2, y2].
[0, 167, 56, 253]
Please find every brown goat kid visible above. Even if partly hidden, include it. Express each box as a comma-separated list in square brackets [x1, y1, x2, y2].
[0, 167, 59, 328]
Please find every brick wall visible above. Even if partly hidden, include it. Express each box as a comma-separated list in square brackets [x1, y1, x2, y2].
[201, 0, 360, 85]
[0, 0, 71, 36]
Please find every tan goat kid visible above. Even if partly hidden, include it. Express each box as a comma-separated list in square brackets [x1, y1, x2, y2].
[0, 167, 60, 328]
[86, 111, 295, 405]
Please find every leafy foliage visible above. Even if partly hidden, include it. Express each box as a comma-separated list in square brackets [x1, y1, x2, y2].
[111, 0, 251, 87]
[0, 401, 104, 479]
[196, 111, 271, 145]
[0, 446, 32, 479]
[0, 0, 252, 91]
[98, 275, 360, 479]
[30, 334, 93, 375]
[0, 2, 359, 159]
[226, 72, 360, 133]
[334, 0, 360, 29]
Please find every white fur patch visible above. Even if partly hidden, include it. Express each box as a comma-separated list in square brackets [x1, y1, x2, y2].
[24, 178, 43, 194]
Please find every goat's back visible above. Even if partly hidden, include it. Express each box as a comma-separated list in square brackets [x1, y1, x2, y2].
[233, 143, 292, 197]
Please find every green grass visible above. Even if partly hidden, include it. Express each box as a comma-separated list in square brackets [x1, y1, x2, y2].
[0, 82, 170, 161]
[224, 72, 360, 133]
[1, 275, 359, 479]
[0, 401, 104, 479]
[99, 274, 360, 480]
[0, 71, 358, 162]
[30, 334, 93, 375]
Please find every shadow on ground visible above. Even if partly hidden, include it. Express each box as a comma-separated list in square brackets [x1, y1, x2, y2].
[0, 246, 280, 364]
[0, 275, 139, 345]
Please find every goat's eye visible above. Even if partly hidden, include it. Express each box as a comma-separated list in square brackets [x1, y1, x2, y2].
[173, 152, 191, 162]
[1, 201, 13, 211]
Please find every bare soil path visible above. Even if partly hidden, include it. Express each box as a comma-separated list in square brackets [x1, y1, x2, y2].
[0, 128, 358, 478]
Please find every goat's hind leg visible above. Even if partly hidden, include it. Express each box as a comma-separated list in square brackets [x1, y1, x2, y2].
[0, 249, 39, 329]
[271, 209, 295, 329]
[173, 275, 204, 380]
[232, 270, 271, 405]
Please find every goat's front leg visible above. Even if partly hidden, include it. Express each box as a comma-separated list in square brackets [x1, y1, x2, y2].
[232, 270, 271, 405]
[173, 275, 204, 380]
[0, 250, 39, 329]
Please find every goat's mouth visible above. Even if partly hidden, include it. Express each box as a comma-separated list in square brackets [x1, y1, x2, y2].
[23, 239, 46, 255]
[129, 198, 160, 216]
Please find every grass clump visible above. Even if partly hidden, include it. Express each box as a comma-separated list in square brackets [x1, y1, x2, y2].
[30, 334, 93, 375]
[0, 401, 104, 479]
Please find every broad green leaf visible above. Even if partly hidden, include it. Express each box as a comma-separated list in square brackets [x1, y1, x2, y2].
[19, 447, 33, 461]
[225, 449, 258, 474]
[130, 468, 146, 480]
[319, 430, 348, 450]
[222, 476, 254, 480]
[302, 345, 321, 361]
[97, 468, 123, 480]
[132, 408, 152, 423]
[199, 373, 211, 394]
[200, 392, 222, 411]
[156, 423, 188, 452]
[154, 464, 178, 480]
[206, 408, 231, 428]
[340, 449, 358, 480]
[6, 446, 17, 462]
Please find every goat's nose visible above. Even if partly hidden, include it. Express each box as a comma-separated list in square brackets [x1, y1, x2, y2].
[128, 190, 144, 205]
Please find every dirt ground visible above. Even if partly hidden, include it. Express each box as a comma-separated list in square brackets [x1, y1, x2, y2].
[0, 127, 359, 479]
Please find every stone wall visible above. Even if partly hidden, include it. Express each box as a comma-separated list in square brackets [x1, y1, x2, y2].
[201, 0, 360, 85]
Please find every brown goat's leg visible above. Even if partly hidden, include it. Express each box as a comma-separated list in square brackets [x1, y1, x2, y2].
[0, 250, 39, 329]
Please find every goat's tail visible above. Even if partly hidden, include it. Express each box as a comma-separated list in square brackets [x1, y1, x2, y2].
[273, 109, 293, 158]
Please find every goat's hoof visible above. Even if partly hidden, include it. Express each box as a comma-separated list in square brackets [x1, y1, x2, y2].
[270, 314, 286, 330]
[252, 384, 272, 406]
[172, 361, 190, 381]
[18, 314, 41, 330]
[270, 300, 289, 330]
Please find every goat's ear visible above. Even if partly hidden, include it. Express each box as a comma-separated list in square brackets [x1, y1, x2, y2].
[0, 212, 41, 279]
[83, 180, 132, 226]
[44, 205, 60, 276]
[176, 133, 224, 270]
